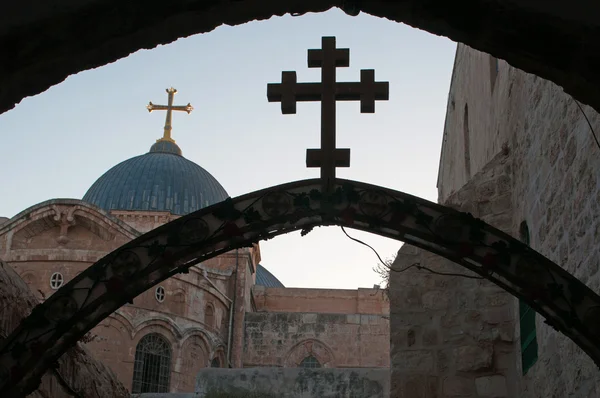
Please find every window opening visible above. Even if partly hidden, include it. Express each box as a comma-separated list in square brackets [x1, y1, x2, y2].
[299, 355, 321, 369]
[518, 220, 538, 374]
[205, 304, 215, 328]
[463, 104, 471, 178]
[50, 272, 64, 289]
[155, 286, 165, 303]
[132, 334, 172, 393]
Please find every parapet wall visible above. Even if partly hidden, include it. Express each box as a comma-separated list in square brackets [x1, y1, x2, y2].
[134, 368, 389, 398]
[252, 286, 389, 315]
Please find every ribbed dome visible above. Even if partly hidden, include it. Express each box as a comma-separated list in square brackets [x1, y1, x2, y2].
[83, 148, 228, 216]
[255, 264, 285, 288]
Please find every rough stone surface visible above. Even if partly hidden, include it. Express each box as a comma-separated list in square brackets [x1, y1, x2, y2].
[193, 368, 389, 398]
[0, 260, 129, 398]
[436, 43, 600, 396]
[390, 149, 518, 397]
[0, 199, 256, 393]
[244, 311, 389, 368]
[475, 375, 508, 397]
[0, 198, 390, 394]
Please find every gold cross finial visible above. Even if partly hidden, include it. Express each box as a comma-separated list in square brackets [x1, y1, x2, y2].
[147, 87, 193, 143]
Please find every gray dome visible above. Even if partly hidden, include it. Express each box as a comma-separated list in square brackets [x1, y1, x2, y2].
[83, 142, 228, 215]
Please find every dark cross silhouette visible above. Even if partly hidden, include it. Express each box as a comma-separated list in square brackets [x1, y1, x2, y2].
[267, 36, 389, 193]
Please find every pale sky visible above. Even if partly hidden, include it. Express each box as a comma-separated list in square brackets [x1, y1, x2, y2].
[0, 9, 456, 289]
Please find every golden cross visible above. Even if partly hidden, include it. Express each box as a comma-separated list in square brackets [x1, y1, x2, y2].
[147, 87, 193, 142]
[267, 37, 389, 194]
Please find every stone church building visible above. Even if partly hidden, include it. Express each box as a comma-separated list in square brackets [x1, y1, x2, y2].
[2, 42, 600, 397]
[388, 44, 600, 397]
[0, 117, 390, 394]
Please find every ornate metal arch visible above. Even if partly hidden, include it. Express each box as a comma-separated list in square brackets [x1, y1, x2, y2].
[1, 178, 600, 396]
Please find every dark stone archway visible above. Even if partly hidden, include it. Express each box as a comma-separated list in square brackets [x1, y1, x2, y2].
[1, 178, 599, 397]
[2, 1, 600, 115]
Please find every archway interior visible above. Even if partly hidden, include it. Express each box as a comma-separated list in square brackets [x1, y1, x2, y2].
[1, 178, 599, 397]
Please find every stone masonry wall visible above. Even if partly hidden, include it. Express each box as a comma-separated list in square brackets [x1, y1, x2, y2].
[0, 260, 129, 398]
[253, 286, 389, 315]
[0, 200, 247, 393]
[505, 55, 600, 397]
[390, 152, 517, 397]
[244, 312, 389, 368]
[192, 368, 390, 398]
[438, 44, 600, 396]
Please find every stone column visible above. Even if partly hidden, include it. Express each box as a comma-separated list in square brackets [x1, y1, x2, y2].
[230, 250, 248, 367]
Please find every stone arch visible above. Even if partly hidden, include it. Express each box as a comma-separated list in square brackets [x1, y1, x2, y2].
[204, 303, 215, 329]
[2, 178, 600, 397]
[284, 339, 335, 368]
[211, 346, 226, 368]
[19, 272, 37, 289]
[172, 289, 186, 317]
[103, 312, 135, 339]
[3, 200, 138, 245]
[87, 314, 133, 376]
[178, 334, 211, 392]
[3, 2, 600, 117]
[133, 318, 183, 344]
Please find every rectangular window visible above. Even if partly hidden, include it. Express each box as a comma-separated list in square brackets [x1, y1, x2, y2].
[519, 299, 538, 374]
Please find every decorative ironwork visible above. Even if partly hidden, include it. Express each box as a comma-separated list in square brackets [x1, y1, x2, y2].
[299, 355, 321, 369]
[1, 178, 600, 397]
[268, 36, 389, 194]
[131, 334, 171, 394]
[49, 272, 63, 290]
[155, 286, 165, 303]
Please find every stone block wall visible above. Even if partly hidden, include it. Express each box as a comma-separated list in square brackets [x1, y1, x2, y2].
[0, 200, 250, 393]
[506, 58, 600, 397]
[253, 286, 389, 315]
[244, 311, 389, 368]
[193, 368, 390, 398]
[437, 43, 600, 396]
[390, 152, 517, 397]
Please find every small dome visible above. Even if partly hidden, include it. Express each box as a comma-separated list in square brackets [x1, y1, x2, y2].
[255, 264, 285, 288]
[149, 140, 182, 156]
[83, 149, 228, 215]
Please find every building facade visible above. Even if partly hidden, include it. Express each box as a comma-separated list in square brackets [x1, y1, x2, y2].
[389, 44, 600, 397]
[0, 120, 389, 394]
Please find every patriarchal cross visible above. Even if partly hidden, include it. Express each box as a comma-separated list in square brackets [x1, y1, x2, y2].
[267, 36, 389, 193]
[147, 87, 193, 142]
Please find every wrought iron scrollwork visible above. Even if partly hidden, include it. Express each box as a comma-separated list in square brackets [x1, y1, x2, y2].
[1, 178, 600, 396]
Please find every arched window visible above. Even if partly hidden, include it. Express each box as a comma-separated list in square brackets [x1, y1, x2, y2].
[463, 104, 471, 178]
[211, 357, 221, 368]
[299, 355, 321, 369]
[205, 304, 215, 328]
[132, 334, 172, 393]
